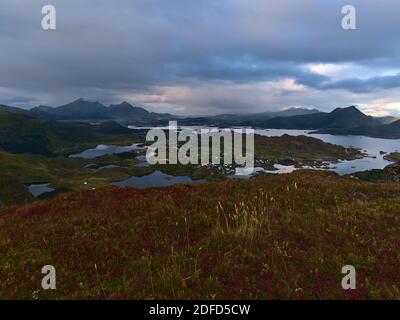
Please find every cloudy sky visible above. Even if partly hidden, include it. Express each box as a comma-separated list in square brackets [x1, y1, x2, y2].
[1, 0, 400, 116]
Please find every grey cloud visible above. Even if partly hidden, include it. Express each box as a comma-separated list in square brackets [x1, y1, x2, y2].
[1, 0, 400, 113]
[321, 73, 400, 93]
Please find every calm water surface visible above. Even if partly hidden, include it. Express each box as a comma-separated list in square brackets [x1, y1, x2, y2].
[28, 183, 55, 197]
[71, 128, 400, 190]
[70, 143, 143, 159]
[255, 129, 400, 175]
[112, 170, 205, 188]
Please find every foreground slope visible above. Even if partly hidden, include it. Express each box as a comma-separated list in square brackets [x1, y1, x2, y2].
[1, 170, 400, 299]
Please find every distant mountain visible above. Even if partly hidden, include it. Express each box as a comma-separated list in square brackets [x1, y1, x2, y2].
[108, 102, 151, 120]
[375, 116, 399, 125]
[181, 107, 322, 126]
[27, 99, 176, 123]
[0, 102, 391, 134]
[0, 104, 31, 116]
[259, 106, 379, 129]
[315, 118, 400, 139]
[260, 107, 321, 118]
[31, 99, 110, 120]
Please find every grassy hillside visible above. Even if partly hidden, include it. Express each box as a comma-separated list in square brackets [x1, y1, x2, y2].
[0, 173, 34, 206]
[1, 170, 400, 299]
[0, 110, 144, 155]
[0, 128, 363, 206]
[0, 150, 155, 206]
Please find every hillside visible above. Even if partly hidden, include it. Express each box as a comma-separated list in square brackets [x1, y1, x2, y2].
[0, 110, 142, 156]
[28, 99, 175, 123]
[260, 107, 321, 117]
[259, 106, 379, 129]
[31, 99, 110, 120]
[180, 108, 322, 126]
[180, 106, 379, 129]
[2, 103, 392, 134]
[1, 170, 400, 299]
[315, 119, 400, 139]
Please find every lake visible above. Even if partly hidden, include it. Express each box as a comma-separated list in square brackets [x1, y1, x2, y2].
[69, 143, 143, 159]
[112, 170, 205, 188]
[130, 126, 400, 175]
[28, 183, 55, 197]
[69, 128, 400, 189]
[255, 129, 400, 175]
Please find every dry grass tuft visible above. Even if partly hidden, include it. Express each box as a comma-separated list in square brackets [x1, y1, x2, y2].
[215, 192, 272, 242]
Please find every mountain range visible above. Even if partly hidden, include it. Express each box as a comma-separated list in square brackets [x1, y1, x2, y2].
[179, 107, 321, 126]
[0, 100, 324, 126]
[11, 99, 176, 123]
[258, 105, 380, 129]
[1, 100, 400, 138]
[314, 118, 400, 139]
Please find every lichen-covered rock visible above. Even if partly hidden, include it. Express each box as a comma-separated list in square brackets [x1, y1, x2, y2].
[384, 162, 400, 182]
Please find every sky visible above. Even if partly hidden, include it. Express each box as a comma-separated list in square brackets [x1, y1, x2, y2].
[1, 0, 400, 116]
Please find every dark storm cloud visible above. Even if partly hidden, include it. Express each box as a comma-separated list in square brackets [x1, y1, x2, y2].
[1, 0, 400, 113]
[321, 73, 400, 93]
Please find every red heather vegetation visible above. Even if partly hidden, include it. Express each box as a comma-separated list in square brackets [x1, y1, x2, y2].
[1, 170, 400, 299]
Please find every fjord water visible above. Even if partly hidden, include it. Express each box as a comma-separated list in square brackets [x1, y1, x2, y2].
[255, 129, 400, 174]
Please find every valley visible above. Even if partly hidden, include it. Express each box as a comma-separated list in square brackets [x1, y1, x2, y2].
[1, 103, 399, 206]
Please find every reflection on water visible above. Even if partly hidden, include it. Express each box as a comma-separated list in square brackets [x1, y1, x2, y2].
[28, 183, 55, 197]
[112, 170, 205, 188]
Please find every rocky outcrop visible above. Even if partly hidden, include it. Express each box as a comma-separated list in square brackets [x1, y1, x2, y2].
[384, 162, 400, 183]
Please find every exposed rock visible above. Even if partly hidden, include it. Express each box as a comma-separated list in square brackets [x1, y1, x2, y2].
[384, 162, 400, 183]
